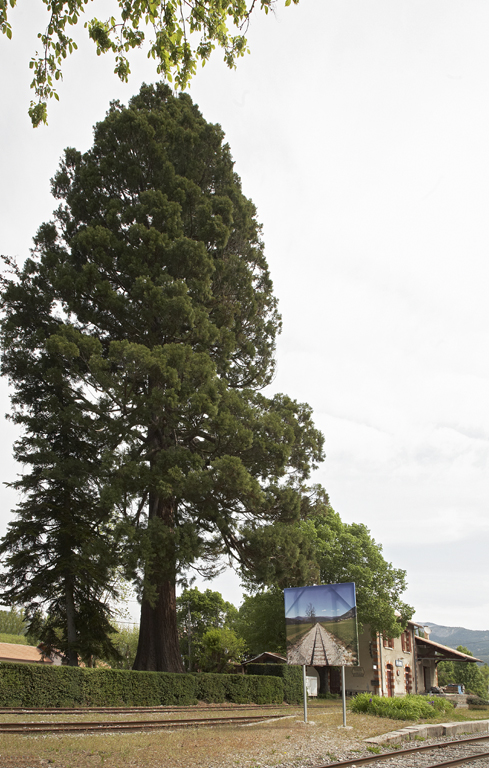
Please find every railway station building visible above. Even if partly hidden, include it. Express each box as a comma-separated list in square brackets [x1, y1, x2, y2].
[307, 621, 482, 697]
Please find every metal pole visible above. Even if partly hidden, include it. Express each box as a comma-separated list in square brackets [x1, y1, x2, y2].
[341, 665, 346, 727]
[302, 665, 308, 723]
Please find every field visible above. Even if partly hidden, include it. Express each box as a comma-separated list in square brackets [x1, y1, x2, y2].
[285, 622, 314, 646]
[320, 617, 358, 652]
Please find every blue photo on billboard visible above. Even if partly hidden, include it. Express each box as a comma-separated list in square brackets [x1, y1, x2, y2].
[284, 583, 359, 667]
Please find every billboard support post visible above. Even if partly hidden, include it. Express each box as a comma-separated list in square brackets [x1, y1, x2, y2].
[302, 665, 308, 723]
[341, 665, 346, 726]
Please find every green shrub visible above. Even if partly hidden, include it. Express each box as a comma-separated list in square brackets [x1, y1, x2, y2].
[349, 693, 454, 721]
[467, 696, 489, 707]
[0, 662, 283, 708]
[244, 664, 302, 704]
[317, 692, 340, 700]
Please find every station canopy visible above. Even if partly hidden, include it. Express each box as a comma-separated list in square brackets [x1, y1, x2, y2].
[415, 635, 483, 663]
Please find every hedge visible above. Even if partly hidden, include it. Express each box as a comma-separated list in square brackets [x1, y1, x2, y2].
[244, 664, 302, 704]
[0, 662, 283, 708]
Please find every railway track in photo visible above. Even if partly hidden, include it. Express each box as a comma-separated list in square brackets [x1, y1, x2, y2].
[318, 733, 489, 768]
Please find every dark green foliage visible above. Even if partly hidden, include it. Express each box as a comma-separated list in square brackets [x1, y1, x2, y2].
[0, 255, 122, 665]
[0, 662, 282, 707]
[349, 693, 454, 721]
[245, 663, 302, 704]
[236, 587, 286, 656]
[1, 83, 326, 672]
[312, 508, 413, 636]
[239, 508, 413, 653]
[467, 696, 489, 707]
[193, 671, 282, 706]
[199, 627, 247, 673]
[316, 692, 339, 699]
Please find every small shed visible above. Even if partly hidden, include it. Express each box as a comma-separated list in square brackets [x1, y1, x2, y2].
[242, 652, 287, 665]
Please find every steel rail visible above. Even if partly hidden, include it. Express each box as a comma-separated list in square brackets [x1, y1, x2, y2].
[0, 713, 290, 735]
[315, 733, 489, 768]
[0, 704, 286, 716]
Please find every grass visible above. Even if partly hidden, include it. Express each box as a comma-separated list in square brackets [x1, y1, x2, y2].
[320, 617, 358, 650]
[285, 622, 313, 645]
[0, 702, 405, 768]
[1, 699, 489, 768]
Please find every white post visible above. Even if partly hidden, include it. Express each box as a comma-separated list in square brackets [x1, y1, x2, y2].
[302, 664, 308, 723]
[341, 665, 346, 726]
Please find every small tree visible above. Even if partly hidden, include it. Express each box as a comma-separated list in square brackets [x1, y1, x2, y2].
[176, 587, 238, 671]
[200, 627, 247, 673]
[305, 602, 316, 622]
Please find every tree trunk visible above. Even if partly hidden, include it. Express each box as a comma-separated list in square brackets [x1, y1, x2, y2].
[133, 578, 184, 672]
[132, 451, 184, 672]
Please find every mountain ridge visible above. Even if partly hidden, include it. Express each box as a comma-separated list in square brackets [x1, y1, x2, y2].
[423, 622, 489, 665]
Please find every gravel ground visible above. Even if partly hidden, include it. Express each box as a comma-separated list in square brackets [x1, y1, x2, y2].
[2, 704, 489, 768]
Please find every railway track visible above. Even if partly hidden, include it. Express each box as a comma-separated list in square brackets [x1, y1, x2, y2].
[0, 712, 290, 735]
[0, 704, 286, 716]
[319, 733, 489, 768]
[311, 625, 328, 666]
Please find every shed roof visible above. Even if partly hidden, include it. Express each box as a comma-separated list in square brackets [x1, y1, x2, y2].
[415, 635, 482, 663]
[242, 652, 287, 665]
[0, 642, 52, 664]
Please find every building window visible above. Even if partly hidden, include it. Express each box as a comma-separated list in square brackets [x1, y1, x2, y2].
[401, 630, 412, 653]
[383, 635, 394, 649]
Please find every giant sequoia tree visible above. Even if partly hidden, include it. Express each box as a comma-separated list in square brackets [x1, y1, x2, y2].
[0, 84, 325, 671]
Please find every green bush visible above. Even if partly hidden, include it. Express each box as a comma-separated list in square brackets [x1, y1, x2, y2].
[349, 693, 454, 721]
[317, 692, 339, 700]
[467, 696, 489, 707]
[245, 664, 302, 704]
[0, 662, 283, 707]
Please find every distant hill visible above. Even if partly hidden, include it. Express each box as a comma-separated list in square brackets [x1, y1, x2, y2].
[286, 608, 356, 625]
[424, 623, 489, 665]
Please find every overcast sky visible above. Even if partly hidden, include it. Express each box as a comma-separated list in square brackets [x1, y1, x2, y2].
[1, 0, 489, 631]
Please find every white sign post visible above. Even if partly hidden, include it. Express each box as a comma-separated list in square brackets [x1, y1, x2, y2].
[341, 665, 347, 727]
[302, 664, 308, 723]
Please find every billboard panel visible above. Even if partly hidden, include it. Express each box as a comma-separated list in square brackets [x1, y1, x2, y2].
[284, 583, 359, 667]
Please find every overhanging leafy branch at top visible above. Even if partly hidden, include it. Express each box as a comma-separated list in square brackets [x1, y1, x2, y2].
[0, 0, 299, 126]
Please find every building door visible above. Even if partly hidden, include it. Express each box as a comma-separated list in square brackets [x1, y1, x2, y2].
[424, 666, 431, 691]
[329, 668, 341, 695]
[405, 666, 412, 694]
[386, 664, 394, 697]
